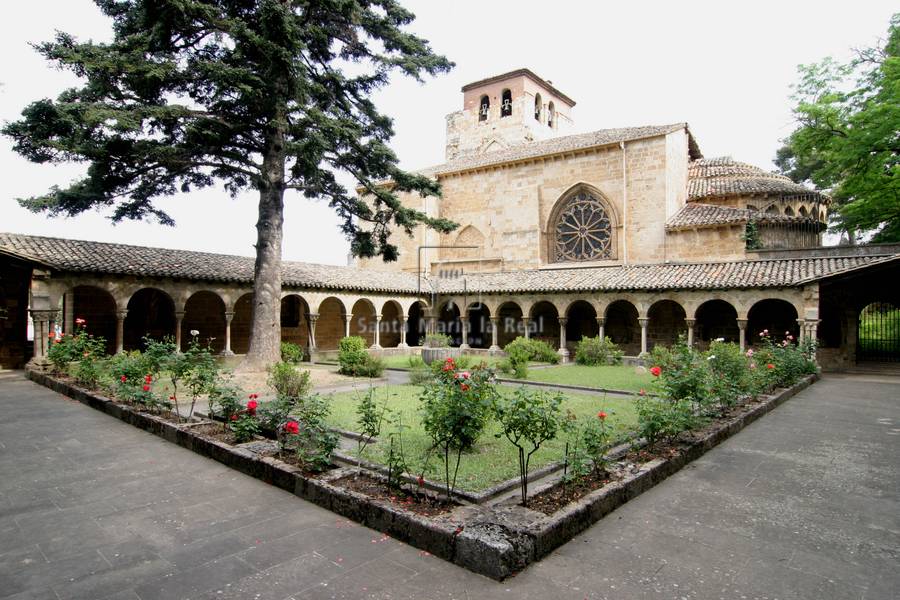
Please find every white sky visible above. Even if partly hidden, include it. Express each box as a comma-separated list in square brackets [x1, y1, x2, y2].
[1, 1, 896, 264]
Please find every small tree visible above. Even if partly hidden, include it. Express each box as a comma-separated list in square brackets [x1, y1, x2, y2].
[354, 387, 387, 475]
[493, 388, 567, 506]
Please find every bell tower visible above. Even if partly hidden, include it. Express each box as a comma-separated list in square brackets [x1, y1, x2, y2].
[445, 69, 575, 161]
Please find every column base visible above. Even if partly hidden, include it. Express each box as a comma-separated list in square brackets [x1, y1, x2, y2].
[25, 357, 52, 372]
[220, 349, 235, 357]
[397, 343, 409, 350]
[488, 345, 501, 353]
[557, 348, 570, 363]
[459, 343, 471, 351]
[370, 344, 382, 350]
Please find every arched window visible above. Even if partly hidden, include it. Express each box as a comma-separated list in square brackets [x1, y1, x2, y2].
[547, 101, 555, 128]
[798, 206, 808, 217]
[550, 187, 616, 263]
[479, 95, 489, 122]
[784, 206, 795, 216]
[766, 204, 779, 214]
[534, 93, 542, 122]
[746, 204, 758, 211]
[500, 89, 512, 117]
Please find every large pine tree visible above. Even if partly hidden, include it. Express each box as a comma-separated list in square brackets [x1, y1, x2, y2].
[4, 0, 456, 367]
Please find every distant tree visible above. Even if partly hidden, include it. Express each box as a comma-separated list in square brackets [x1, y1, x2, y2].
[775, 14, 899, 243]
[3, 0, 456, 368]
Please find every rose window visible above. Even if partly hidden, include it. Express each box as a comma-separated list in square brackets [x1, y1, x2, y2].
[554, 191, 613, 262]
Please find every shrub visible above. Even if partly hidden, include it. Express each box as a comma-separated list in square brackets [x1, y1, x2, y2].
[408, 364, 433, 385]
[338, 336, 384, 377]
[107, 351, 150, 401]
[281, 394, 338, 472]
[141, 336, 178, 377]
[575, 336, 624, 366]
[231, 412, 260, 443]
[168, 337, 218, 421]
[267, 362, 312, 399]
[354, 387, 386, 472]
[501, 336, 560, 379]
[705, 341, 751, 413]
[564, 410, 614, 482]
[420, 357, 497, 500]
[493, 387, 567, 506]
[423, 333, 451, 348]
[634, 395, 698, 446]
[649, 338, 712, 410]
[207, 376, 243, 428]
[48, 320, 107, 375]
[281, 341, 305, 364]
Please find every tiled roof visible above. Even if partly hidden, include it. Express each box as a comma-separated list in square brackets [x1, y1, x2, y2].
[432, 255, 899, 294]
[666, 203, 817, 230]
[427, 124, 701, 176]
[688, 157, 828, 203]
[0, 233, 422, 294]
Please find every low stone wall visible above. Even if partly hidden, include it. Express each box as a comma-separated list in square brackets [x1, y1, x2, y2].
[25, 369, 818, 580]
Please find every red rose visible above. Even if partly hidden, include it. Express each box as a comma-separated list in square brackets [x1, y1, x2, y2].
[169, 395, 176, 401]
[230, 414, 238, 421]
[283, 421, 300, 435]
[598, 411, 608, 420]
[650, 366, 662, 377]
[417, 476, 425, 487]
[144, 374, 152, 384]
[460, 383, 470, 392]
[766, 363, 775, 370]
[120, 375, 127, 383]
[142, 384, 150, 392]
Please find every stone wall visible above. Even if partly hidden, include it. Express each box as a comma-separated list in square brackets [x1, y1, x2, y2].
[664, 226, 746, 262]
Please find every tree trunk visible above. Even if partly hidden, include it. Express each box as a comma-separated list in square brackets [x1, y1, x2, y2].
[241, 103, 287, 371]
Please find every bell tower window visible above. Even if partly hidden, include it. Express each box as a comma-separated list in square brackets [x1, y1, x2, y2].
[478, 95, 490, 122]
[501, 89, 512, 117]
[547, 101, 555, 128]
[534, 93, 542, 122]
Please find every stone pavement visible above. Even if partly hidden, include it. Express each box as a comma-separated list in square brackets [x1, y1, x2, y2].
[0, 370, 897, 599]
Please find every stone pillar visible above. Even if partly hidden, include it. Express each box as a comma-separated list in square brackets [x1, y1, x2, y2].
[558, 317, 569, 362]
[522, 316, 531, 339]
[796, 318, 806, 342]
[459, 312, 470, 350]
[307, 313, 319, 351]
[597, 317, 605, 340]
[638, 317, 649, 355]
[427, 315, 437, 336]
[222, 311, 235, 356]
[489, 317, 500, 352]
[115, 310, 128, 354]
[685, 319, 696, 347]
[174, 311, 185, 352]
[63, 292, 74, 334]
[27, 309, 56, 369]
[372, 315, 382, 349]
[737, 319, 748, 351]
[398, 316, 409, 348]
[342, 313, 352, 339]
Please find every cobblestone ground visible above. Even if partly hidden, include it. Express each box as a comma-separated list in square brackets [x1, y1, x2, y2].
[0, 371, 897, 599]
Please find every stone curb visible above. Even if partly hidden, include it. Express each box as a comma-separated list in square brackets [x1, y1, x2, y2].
[24, 369, 818, 581]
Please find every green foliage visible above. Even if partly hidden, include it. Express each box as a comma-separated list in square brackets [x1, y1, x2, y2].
[207, 376, 243, 429]
[74, 357, 103, 389]
[776, 14, 900, 241]
[267, 362, 312, 399]
[574, 336, 624, 366]
[423, 333, 451, 348]
[493, 388, 567, 506]
[280, 341, 305, 364]
[705, 341, 752, 413]
[500, 336, 560, 379]
[141, 336, 177, 377]
[230, 413, 260, 444]
[48, 323, 107, 374]
[649, 338, 712, 409]
[742, 220, 762, 250]
[564, 412, 615, 483]
[420, 358, 497, 499]
[283, 394, 338, 473]
[354, 387, 387, 473]
[634, 395, 697, 446]
[337, 336, 384, 377]
[168, 338, 218, 421]
[2, 0, 456, 261]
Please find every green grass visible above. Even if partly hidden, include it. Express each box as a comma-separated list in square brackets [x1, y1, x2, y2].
[378, 354, 514, 370]
[522, 364, 653, 393]
[322, 384, 637, 492]
[858, 308, 900, 354]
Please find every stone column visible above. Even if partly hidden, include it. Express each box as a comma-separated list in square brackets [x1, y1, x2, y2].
[459, 312, 470, 350]
[597, 317, 605, 340]
[372, 315, 382, 349]
[427, 315, 437, 336]
[522, 316, 531, 339]
[342, 313, 352, 338]
[489, 317, 500, 352]
[638, 317, 649, 355]
[115, 310, 128, 354]
[796, 318, 806, 342]
[398, 316, 409, 349]
[222, 311, 235, 356]
[685, 319, 696, 347]
[737, 318, 748, 351]
[558, 317, 569, 362]
[307, 313, 319, 351]
[63, 292, 74, 334]
[174, 311, 185, 352]
[27, 309, 56, 369]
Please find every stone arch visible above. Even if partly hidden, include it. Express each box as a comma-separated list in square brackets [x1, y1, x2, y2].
[478, 94, 489, 121]
[647, 299, 687, 350]
[280, 294, 310, 355]
[694, 299, 739, 348]
[547, 183, 619, 264]
[67, 285, 117, 355]
[406, 300, 427, 347]
[747, 299, 799, 344]
[465, 301, 491, 349]
[765, 204, 779, 214]
[534, 92, 542, 121]
[497, 300, 525, 348]
[565, 300, 599, 350]
[124, 288, 176, 351]
[784, 205, 795, 216]
[184, 291, 226, 353]
[798, 205, 809, 217]
[500, 88, 512, 117]
[454, 225, 486, 260]
[230, 293, 254, 354]
[605, 299, 640, 355]
[547, 101, 556, 128]
[317, 296, 346, 351]
[380, 299, 403, 348]
[436, 300, 462, 346]
[530, 300, 560, 349]
[349, 298, 377, 347]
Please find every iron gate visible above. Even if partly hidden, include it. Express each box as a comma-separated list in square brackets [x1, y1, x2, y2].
[857, 302, 900, 362]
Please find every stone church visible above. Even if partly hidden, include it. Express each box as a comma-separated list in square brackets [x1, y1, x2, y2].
[2, 69, 898, 370]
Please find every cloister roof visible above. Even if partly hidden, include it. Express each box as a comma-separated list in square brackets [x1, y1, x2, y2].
[2, 232, 896, 296]
[666, 203, 819, 231]
[0, 233, 421, 294]
[687, 157, 829, 203]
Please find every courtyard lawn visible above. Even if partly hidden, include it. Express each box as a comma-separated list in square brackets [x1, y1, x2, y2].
[522, 364, 654, 393]
[378, 354, 514, 370]
[322, 384, 637, 492]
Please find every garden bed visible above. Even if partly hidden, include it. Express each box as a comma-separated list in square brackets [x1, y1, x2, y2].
[24, 368, 817, 580]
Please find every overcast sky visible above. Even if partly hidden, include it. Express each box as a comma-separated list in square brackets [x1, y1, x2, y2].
[1, 1, 896, 264]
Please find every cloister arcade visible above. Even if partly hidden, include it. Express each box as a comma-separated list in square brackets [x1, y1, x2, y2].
[34, 274, 818, 361]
